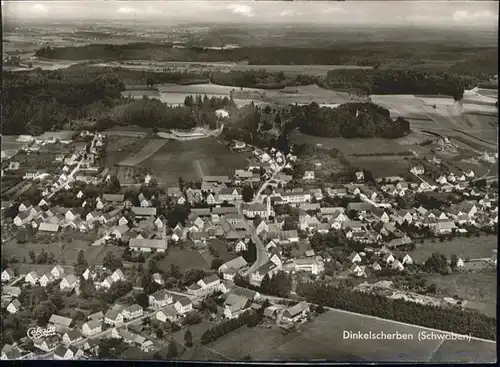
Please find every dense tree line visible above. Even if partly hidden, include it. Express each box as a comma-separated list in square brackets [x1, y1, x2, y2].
[297, 282, 496, 340]
[33, 43, 385, 66]
[260, 271, 293, 298]
[325, 69, 473, 100]
[287, 102, 410, 139]
[200, 310, 260, 345]
[3, 70, 123, 135]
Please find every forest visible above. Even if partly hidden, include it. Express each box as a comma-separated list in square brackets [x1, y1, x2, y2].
[286, 102, 411, 139]
[297, 282, 496, 340]
[324, 69, 474, 100]
[33, 42, 498, 79]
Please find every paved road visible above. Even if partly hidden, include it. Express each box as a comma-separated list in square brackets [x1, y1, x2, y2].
[242, 222, 269, 278]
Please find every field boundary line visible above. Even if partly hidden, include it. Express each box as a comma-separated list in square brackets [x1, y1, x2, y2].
[262, 294, 496, 344]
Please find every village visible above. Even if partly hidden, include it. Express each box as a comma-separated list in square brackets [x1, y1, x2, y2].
[1, 128, 498, 360]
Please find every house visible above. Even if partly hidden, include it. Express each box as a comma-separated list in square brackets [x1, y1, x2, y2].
[278, 191, 311, 205]
[51, 265, 65, 279]
[355, 171, 364, 181]
[14, 211, 31, 227]
[1, 268, 15, 283]
[299, 214, 320, 231]
[49, 314, 73, 329]
[401, 254, 413, 265]
[60, 273, 79, 292]
[131, 207, 157, 218]
[122, 304, 143, 320]
[456, 257, 465, 268]
[216, 187, 242, 203]
[34, 336, 59, 352]
[348, 252, 362, 263]
[118, 216, 129, 226]
[53, 345, 83, 360]
[387, 236, 412, 249]
[149, 290, 173, 308]
[326, 187, 348, 197]
[104, 309, 124, 326]
[102, 194, 125, 204]
[242, 203, 269, 219]
[410, 166, 425, 175]
[281, 301, 309, 323]
[234, 240, 247, 252]
[434, 221, 457, 235]
[39, 222, 60, 233]
[371, 262, 382, 271]
[129, 238, 168, 252]
[174, 297, 193, 315]
[81, 319, 102, 337]
[266, 230, 299, 244]
[224, 293, 251, 319]
[152, 273, 164, 285]
[382, 253, 395, 264]
[292, 258, 324, 275]
[62, 330, 83, 345]
[156, 306, 178, 323]
[350, 264, 366, 277]
[303, 171, 315, 180]
[25, 271, 39, 285]
[39, 273, 55, 287]
[6, 299, 21, 314]
[251, 261, 281, 283]
[392, 259, 405, 271]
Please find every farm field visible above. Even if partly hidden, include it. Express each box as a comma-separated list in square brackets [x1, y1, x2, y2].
[118, 139, 168, 167]
[409, 235, 498, 263]
[139, 137, 251, 186]
[289, 131, 410, 156]
[348, 156, 413, 178]
[2, 232, 96, 264]
[370, 94, 498, 146]
[157, 248, 210, 272]
[104, 135, 152, 167]
[94, 61, 372, 77]
[234, 84, 367, 106]
[423, 271, 497, 318]
[205, 309, 495, 362]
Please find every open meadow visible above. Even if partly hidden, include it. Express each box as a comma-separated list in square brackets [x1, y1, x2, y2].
[157, 247, 210, 273]
[370, 94, 498, 148]
[423, 271, 497, 318]
[104, 135, 152, 167]
[117, 139, 168, 167]
[409, 235, 498, 263]
[1, 231, 102, 265]
[139, 137, 251, 186]
[204, 309, 496, 362]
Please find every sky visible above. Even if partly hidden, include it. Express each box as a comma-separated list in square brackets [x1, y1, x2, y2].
[2, 1, 498, 29]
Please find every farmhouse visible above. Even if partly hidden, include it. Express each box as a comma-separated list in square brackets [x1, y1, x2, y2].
[81, 319, 102, 337]
[129, 238, 168, 252]
[156, 306, 178, 323]
[224, 294, 251, 319]
[282, 301, 309, 323]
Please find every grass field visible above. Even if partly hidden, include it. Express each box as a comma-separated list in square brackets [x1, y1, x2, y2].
[370, 94, 498, 148]
[2, 232, 99, 265]
[104, 135, 152, 167]
[424, 271, 497, 318]
[205, 310, 496, 362]
[157, 248, 210, 272]
[289, 131, 410, 156]
[118, 139, 168, 167]
[348, 156, 413, 178]
[140, 137, 251, 186]
[409, 235, 498, 263]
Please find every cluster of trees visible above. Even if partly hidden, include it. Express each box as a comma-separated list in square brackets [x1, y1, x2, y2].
[260, 271, 293, 298]
[424, 252, 451, 275]
[3, 69, 123, 135]
[325, 69, 473, 100]
[33, 43, 382, 66]
[27, 249, 56, 264]
[287, 102, 410, 139]
[310, 232, 347, 252]
[201, 310, 260, 345]
[241, 241, 257, 263]
[297, 282, 496, 340]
